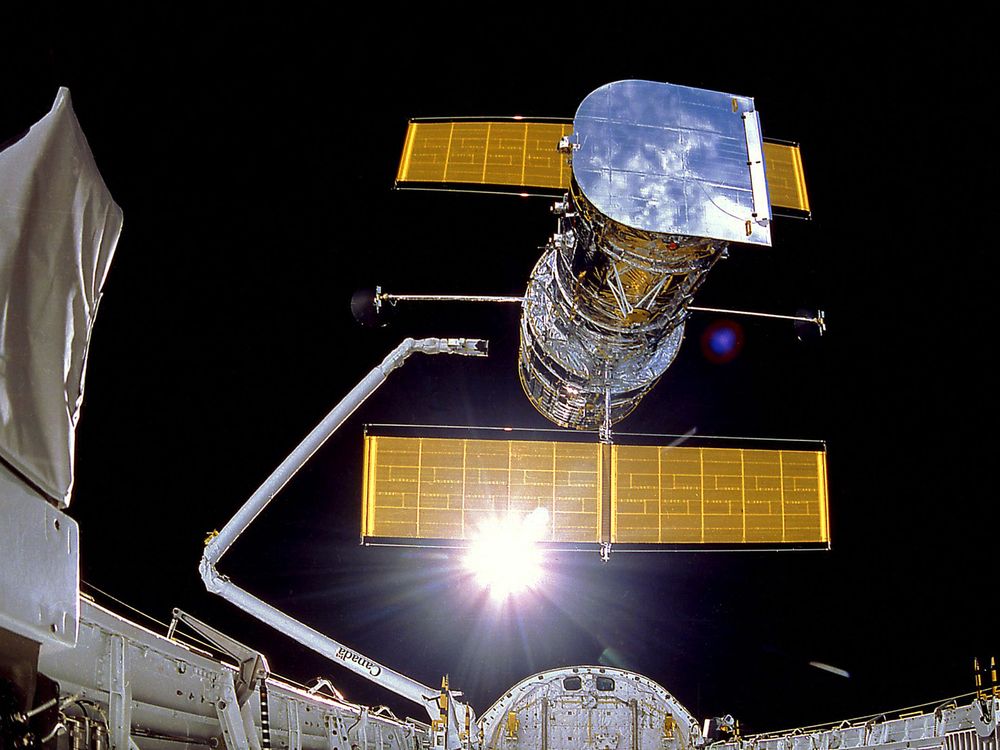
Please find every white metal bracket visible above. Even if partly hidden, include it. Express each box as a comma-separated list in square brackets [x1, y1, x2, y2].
[108, 634, 132, 750]
[741, 109, 772, 231]
[325, 714, 352, 750]
[216, 671, 250, 750]
[240, 700, 263, 750]
[287, 699, 302, 750]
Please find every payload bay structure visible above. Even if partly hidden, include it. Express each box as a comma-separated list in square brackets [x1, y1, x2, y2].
[6, 84, 994, 750]
[392, 79, 815, 431]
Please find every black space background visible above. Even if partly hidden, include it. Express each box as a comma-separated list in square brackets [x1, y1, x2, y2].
[3, 7, 994, 733]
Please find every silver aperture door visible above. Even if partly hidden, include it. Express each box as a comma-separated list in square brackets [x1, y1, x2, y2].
[572, 79, 772, 246]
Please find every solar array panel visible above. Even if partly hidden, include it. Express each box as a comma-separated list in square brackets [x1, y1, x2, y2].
[363, 436, 828, 547]
[761, 142, 811, 213]
[395, 121, 572, 189]
[395, 120, 809, 213]
[613, 445, 827, 544]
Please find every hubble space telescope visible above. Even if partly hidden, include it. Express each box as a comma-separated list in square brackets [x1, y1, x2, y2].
[380, 79, 819, 432]
[356, 80, 828, 560]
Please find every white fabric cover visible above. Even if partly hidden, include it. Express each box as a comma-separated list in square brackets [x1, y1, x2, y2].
[0, 88, 122, 506]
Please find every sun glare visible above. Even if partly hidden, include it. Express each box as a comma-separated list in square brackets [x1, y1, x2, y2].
[464, 507, 548, 600]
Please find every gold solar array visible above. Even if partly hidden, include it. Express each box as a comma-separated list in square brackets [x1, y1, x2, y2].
[363, 436, 602, 543]
[395, 120, 809, 212]
[613, 445, 827, 544]
[762, 142, 811, 213]
[395, 121, 574, 189]
[363, 436, 828, 546]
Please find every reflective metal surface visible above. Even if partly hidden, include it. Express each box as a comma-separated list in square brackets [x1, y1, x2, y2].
[477, 666, 703, 750]
[572, 80, 772, 245]
[0, 463, 79, 648]
[518, 183, 724, 430]
[38, 600, 429, 750]
[518, 246, 689, 428]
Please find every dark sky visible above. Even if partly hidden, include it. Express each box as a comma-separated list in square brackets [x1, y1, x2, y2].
[5, 8, 993, 734]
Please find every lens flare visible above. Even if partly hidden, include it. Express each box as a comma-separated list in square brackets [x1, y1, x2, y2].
[700, 319, 744, 363]
[464, 507, 548, 600]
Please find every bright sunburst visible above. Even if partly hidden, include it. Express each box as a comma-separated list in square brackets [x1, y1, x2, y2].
[464, 507, 548, 600]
